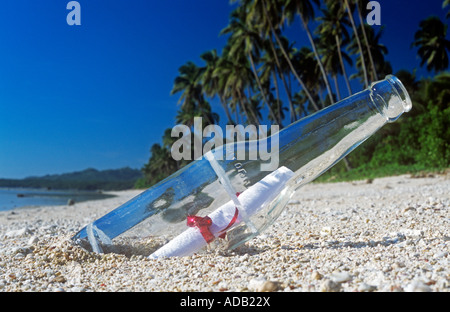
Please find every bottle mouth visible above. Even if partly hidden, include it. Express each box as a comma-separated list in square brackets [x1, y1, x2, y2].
[371, 75, 413, 122]
[385, 75, 413, 113]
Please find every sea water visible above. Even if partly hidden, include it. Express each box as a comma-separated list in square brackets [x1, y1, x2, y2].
[0, 188, 114, 211]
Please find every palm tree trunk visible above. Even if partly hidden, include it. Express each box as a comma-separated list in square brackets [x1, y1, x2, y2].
[344, 0, 369, 88]
[198, 96, 214, 126]
[356, 0, 378, 81]
[247, 86, 263, 126]
[299, 14, 335, 105]
[248, 51, 279, 124]
[317, 89, 325, 108]
[219, 94, 234, 125]
[238, 98, 251, 126]
[272, 71, 282, 123]
[277, 39, 320, 112]
[333, 74, 341, 101]
[234, 103, 240, 124]
[264, 35, 288, 124]
[271, 33, 320, 111]
[261, 0, 320, 112]
[237, 88, 259, 126]
[343, 157, 352, 171]
[279, 69, 296, 122]
[335, 35, 353, 96]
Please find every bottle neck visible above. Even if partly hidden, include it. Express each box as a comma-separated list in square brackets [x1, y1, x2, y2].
[370, 75, 412, 122]
[275, 75, 411, 186]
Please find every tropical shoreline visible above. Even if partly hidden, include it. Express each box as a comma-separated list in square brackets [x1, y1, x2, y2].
[0, 173, 448, 292]
[0, 187, 119, 212]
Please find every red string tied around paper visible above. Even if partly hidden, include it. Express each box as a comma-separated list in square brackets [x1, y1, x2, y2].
[186, 215, 215, 244]
[186, 192, 241, 244]
[218, 192, 240, 239]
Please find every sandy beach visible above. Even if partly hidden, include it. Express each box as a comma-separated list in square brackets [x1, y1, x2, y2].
[0, 172, 448, 292]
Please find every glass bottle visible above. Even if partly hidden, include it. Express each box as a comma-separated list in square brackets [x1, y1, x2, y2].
[72, 75, 412, 257]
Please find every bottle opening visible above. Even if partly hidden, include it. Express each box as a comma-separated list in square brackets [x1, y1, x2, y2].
[371, 75, 413, 122]
[386, 75, 413, 113]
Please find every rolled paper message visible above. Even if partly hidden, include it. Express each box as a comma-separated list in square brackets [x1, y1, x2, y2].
[149, 166, 295, 258]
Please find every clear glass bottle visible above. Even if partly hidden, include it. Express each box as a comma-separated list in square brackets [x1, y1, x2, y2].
[72, 75, 412, 257]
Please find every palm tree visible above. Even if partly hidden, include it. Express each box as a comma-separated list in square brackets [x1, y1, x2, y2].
[354, 0, 379, 81]
[266, 87, 287, 124]
[412, 16, 450, 73]
[161, 128, 190, 170]
[175, 100, 200, 128]
[260, 50, 281, 122]
[248, 92, 264, 123]
[220, 7, 279, 124]
[429, 71, 450, 109]
[316, 3, 353, 97]
[275, 36, 298, 122]
[348, 25, 388, 86]
[343, 0, 369, 88]
[142, 143, 178, 186]
[363, 25, 388, 79]
[318, 37, 343, 100]
[283, 0, 335, 105]
[200, 49, 234, 125]
[443, 0, 450, 19]
[241, 0, 320, 112]
[295, 46, 324, 111]
[213, 45, 261, 126]
[171, 61, 215, 125]
[395, 69, 419, 94]
[259, 36, 297, 123]
[394, 69, 426, 117]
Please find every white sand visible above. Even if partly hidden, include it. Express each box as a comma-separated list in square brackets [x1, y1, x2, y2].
[0, 172, 448, 292]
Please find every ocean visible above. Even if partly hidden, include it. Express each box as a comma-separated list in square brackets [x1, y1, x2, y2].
[0, 188, 115, 211]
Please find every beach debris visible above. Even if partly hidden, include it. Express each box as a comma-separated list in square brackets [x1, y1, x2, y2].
[320, 226, 332, 237]
[330, 271, 352, 283]
[320, 279, 341, 292]
[28, 235, 39, 245]
[4, 227, 31, 238]
[248, 278, 280, 292]
[310, 271, 323, 280]
[248, 277, 266, 291]
[358, 283, 377, 292]
[258, 281, 281, 292]
[404, 280, 432, 292]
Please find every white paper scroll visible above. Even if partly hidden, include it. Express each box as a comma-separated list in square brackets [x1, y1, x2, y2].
[149, 166, 294, 258]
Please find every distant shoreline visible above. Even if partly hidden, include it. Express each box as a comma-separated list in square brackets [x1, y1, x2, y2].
[0, 187, 118, 212]
[0, 167, 143, 192]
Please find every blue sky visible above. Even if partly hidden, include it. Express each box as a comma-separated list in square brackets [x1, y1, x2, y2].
[0, 0, 447, 179]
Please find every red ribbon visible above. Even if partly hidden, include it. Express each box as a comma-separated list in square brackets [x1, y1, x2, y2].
[187, 192, 241, 243]
[218, 207, 239, 239]
[186, 215, 215, 243]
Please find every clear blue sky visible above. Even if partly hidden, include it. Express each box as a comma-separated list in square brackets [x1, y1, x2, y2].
[0, 0, 447, 179]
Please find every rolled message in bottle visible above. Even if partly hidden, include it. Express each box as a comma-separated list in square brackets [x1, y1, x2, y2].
[149, 166, 294, 258]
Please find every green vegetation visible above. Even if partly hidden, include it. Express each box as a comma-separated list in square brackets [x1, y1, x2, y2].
[0, 167, 143, 191]
[138, 0, 450, 188]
